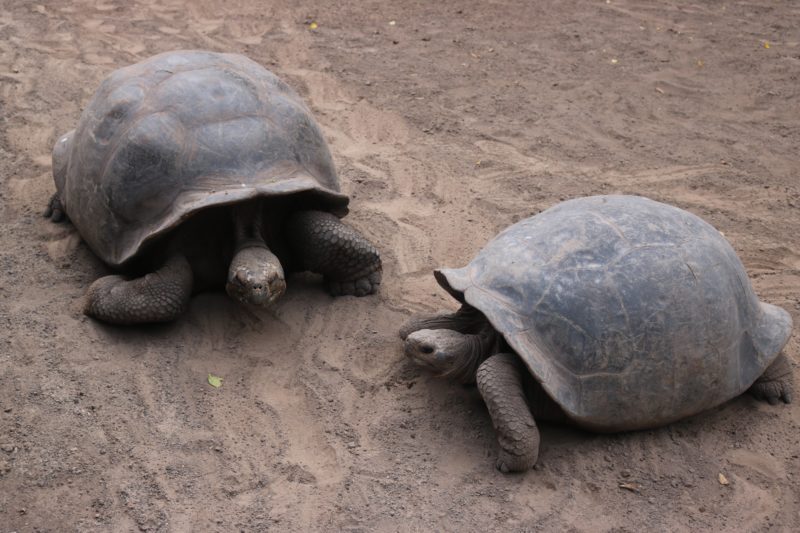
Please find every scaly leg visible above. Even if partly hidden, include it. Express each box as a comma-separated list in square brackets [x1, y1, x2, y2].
[476, 353, 540, 473]
[84, 254, 193, 325]
[286, 210, 381, 296]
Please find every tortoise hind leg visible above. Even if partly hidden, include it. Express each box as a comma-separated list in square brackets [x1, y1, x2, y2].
[84, 254, 193, 325]
[45, 130, 74, 223]
[476, 353, 541, 473]
[749, 354, 793, 405]
[43, 193, 68, 223]
[286, 210, 381, 296]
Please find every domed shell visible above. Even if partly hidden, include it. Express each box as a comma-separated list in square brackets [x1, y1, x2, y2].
[436, 195, 792, 431]
[52, 50, 348, 267]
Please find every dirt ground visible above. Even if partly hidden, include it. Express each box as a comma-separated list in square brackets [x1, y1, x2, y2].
[1, 0, 799, 531]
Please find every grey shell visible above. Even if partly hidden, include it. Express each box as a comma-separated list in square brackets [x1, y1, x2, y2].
[436, 195, 792, 431]
[52, 50, 348, 267]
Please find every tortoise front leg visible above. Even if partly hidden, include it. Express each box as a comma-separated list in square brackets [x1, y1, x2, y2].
[749, 354, 793, 405]
[286, 210, 381, 296]
[476, 353, 540, 473]
[84, 253, 193, 325]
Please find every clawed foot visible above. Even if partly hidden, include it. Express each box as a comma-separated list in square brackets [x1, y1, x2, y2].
[328, 270, 381, 297]
[496, 449, 537, 474]
[43, 193, 68, 223]
[750, 378, 793, 405]
[750, 355, 793, 405]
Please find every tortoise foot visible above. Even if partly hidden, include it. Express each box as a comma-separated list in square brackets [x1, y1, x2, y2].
[750, 354, 793, 405]
[496, 449, 537, 474]
[328, 270, 381, 297]
[43, 193, 68, 223]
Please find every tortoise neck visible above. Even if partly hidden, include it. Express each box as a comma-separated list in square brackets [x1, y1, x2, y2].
[400, 302, 490, 339]
[233, 199, 268, 253]
[442, 312, 498, 384]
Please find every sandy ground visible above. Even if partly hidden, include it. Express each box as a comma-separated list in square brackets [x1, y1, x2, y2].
[1, 0, 799, 531]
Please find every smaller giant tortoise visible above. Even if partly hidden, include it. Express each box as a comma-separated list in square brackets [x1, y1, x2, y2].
[401, 195, 793, 473]
[45, 51, 381, 325]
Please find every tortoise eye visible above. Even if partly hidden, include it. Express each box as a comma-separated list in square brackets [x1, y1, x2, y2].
[109, 105, 126, 120]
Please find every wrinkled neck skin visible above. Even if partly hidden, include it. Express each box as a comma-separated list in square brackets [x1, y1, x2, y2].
[402, 304, 499, 384]
[444, 319, 498, 383]
[232, 199, 266, 252]
[399, 303, 488, 339]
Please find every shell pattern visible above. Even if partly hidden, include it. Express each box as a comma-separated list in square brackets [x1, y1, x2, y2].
[53, 50, 348, 267]
[436, 196, 792, 430]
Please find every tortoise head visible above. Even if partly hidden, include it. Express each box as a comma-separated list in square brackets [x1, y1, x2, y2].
[225, 246, 286, 306]
[405, 329, 469, 372]
[404, 327, 494, 383]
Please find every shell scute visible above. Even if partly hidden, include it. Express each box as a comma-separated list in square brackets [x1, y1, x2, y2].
[55, 51, 347, 266]
[436, 196, 792, 430]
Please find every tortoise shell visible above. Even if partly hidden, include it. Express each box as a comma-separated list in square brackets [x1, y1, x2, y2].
[52, 50, 348, 267]
[436, 195, 792, 431]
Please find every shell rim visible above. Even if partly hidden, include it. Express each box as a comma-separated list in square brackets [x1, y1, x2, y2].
[101, 168, 349, 267]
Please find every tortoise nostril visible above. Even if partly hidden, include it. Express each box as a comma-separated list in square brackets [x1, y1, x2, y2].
[253, 284, 263, 290]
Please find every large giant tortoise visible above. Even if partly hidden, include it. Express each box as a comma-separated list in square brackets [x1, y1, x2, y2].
[45, 50, 381, 324]
[401, 195, 793, 472]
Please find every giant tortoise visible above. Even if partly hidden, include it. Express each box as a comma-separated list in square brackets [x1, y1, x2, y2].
[401, 195, 793, 472]
[45, 50, 381, 324]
